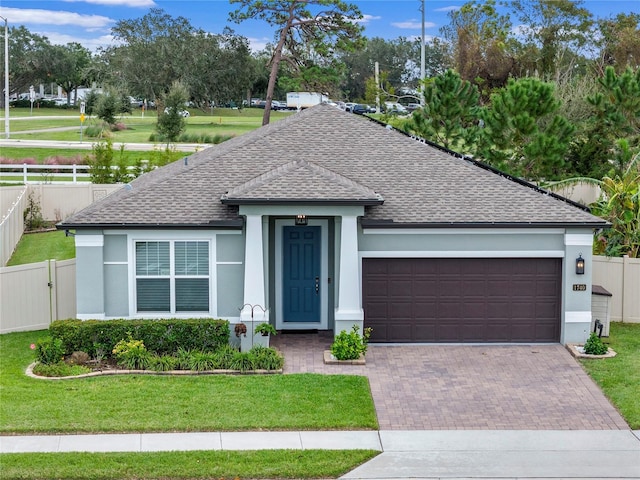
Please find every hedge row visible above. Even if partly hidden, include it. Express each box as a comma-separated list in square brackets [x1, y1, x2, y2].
[50, 318, 230, 357]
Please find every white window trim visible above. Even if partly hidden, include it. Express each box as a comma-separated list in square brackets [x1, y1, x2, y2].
[128, 234, 216, 318]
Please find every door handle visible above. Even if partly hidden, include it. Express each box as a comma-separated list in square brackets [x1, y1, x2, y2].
[315, 276, 319, 295]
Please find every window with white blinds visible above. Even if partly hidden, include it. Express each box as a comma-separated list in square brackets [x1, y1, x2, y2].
[135, 241, 210, 313]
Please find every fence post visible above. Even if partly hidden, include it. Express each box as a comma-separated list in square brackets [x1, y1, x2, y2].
[48, 259, 56, 325]
[23, 163, 27, 184]
[73, 164, 77, 184]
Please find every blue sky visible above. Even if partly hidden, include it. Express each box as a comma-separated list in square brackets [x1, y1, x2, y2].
[0, 0, 638, 52]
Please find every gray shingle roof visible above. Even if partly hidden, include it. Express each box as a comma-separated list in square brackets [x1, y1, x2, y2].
[221, 159, 384, 205]
[60, 104, 607, 229]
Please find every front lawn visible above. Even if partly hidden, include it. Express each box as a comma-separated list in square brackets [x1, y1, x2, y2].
[0, 450, 379, 480]
[0, 330, 378, 434]
[579, 322, 640, 429]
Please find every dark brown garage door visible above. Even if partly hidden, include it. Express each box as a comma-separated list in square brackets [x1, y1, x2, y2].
[363, 258, 561, 343]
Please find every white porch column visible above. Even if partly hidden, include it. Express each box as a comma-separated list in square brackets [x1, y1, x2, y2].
[335, 214, 364, 333]
[240, 214, 268, 323]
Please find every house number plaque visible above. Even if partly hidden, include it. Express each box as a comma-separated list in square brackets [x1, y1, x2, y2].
[572, 284, 587, 291]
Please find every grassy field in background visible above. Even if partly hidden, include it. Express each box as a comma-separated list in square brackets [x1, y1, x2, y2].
[6, 230, 75, 266]
[1, 107, 292, 146]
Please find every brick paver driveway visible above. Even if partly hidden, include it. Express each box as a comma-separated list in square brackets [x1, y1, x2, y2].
[271, 332, 629, 431]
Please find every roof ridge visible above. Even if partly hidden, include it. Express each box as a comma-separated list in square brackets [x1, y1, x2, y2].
[222, 159, 383, 202]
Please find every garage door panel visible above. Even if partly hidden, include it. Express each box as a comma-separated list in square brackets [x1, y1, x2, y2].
[365, 279, 388, 296]
[389, 281, 412, 296]
[363, 258, 560, 343]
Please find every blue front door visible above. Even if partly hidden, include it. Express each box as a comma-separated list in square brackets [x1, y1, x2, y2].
[283, 226, 321, 323]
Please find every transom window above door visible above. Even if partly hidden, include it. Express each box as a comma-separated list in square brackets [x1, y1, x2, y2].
[135, 241, 210, 313]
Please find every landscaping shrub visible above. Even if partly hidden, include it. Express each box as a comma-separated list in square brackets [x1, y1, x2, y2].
[584, 332, 609, 355]
[148, 354, 178, 372]
[229, 351, 256, 372]
[35, 337, 64, 365]
[32, 362, 91, 377]
[330, 325, 372, 361]
[187, 350, 218, 371]
[250, 345, 285, 370]
[50, 318, 230, 357]
[112, 337, 151, 370]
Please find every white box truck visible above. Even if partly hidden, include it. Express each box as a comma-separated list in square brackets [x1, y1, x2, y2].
[286, 92, 329, 109]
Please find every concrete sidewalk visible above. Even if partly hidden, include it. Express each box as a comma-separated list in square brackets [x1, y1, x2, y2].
[2, 430, 639, 479]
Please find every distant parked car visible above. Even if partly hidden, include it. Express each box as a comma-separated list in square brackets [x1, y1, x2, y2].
[345, 102, 357, 112]
[271, 100, 289, 110]
[164, 107, 190, 117]
[407, 103, 421, 113]
[351, 104, 370, 115]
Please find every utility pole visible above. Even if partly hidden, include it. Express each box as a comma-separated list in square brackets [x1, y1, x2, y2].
[375, 61, 380, 114]
[1, 16, 8, 138]
[420, 0, 425, 106]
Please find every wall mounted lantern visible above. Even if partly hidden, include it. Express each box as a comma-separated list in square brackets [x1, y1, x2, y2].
[576, 254, 585, 275]
[295, 214, 308, 226]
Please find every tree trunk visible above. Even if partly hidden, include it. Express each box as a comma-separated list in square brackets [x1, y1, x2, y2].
[262, 14, 293, 126]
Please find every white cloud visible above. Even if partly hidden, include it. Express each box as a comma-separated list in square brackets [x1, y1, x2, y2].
[434, 6, 460, 13]
[38, 30, 115, 51]
[247, 36, 270, 53]
[63, 0, 155, 6]
[354, 14, 382, 25]
[391, 19, 436, 30]
[0, 7, 113, 28]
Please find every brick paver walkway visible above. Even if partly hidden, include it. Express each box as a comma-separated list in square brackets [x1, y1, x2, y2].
[271, 332, 629, 431]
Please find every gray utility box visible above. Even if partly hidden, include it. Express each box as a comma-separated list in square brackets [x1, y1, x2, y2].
[591, 285, 612, 337]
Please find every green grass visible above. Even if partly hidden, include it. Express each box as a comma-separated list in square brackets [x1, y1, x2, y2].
[4, 107, 292, 144]
[0, 331, 378, 434]
[6, 230, 75, 266]
[0, 450, 379, 480]
[579, 322, 640, 429]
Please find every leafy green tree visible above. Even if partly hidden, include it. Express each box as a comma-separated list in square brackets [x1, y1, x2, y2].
[406, 70, 480, 152]
[549, 141, 640, 258]
[0, 26, 53, 99]
[507, 0, 593, 80]
[479, 77, 574, 180]
[229, 0, 364, 125]
[441, 0, 515, 95]
[597, 13, 640, 73]
[49, 42, 92, 106]
[156, 81, 189, 143]
[94, 91, 121, 127]
[568, 66, 640, 178]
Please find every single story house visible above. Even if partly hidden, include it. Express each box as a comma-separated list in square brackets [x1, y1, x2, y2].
[58, 104, 607, 344]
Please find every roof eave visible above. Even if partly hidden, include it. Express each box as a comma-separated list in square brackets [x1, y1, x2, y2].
[360, 220, 611, 229]
[56, 220, 244, 230]
[221, 198, 384, 206]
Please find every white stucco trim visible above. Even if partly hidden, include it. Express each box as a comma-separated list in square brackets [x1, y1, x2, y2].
[564, 233, 593, 246]
[75, 235, 104, 247]
[77, 313, 105, 320]
[335, 215, 364, 322]
[359, 250, 565, 258]
[363, 228, 565, 235]
[240, 214, 268, 322]
[565, 311, 592, 323]
[274, 218, 328, 330]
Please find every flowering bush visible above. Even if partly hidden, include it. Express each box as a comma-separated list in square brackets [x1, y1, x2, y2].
[112, 336, 150, 370]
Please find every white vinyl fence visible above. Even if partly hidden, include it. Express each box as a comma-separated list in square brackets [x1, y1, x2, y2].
[1, 186, 27, 267]
[593, 255, 640, 324]
[0, 183, 122, 266]
[0, 259, 76, 333]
